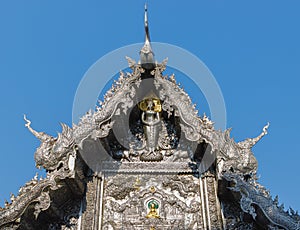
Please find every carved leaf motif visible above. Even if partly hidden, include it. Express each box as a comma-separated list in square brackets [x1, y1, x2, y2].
[34, 191, 51, 219]
[125, 56, 136, 69]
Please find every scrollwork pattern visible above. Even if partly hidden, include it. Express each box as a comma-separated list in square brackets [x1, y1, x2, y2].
[223, 173, 300, 230]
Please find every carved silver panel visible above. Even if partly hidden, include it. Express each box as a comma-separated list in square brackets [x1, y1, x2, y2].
[102, 173, 203, 229]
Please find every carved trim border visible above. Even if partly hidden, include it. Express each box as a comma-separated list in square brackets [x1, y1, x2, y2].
[100, 161, 198, 174]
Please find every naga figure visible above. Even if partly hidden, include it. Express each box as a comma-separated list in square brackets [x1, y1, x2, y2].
[24, 115, 57, 169]
[217, 122, 270, 176]
[139, 97, 163, 161]
[24, 115, 74, 170]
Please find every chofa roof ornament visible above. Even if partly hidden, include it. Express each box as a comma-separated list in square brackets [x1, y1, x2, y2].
[139, 4, 155, 70]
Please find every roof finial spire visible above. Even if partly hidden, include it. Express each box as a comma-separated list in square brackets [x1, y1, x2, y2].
[144, 3, 150, 43]
[140, 3, 155, 69]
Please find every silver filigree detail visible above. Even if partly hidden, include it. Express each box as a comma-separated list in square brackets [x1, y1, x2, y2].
[34, 191, 51, 219]
[223, 173, 300, 230]
[24, 115, 75, 171]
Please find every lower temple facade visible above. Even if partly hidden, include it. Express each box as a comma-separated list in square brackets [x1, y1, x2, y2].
[85, 170, 222, 229]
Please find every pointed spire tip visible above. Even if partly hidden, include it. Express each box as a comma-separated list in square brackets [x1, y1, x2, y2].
[140, 3, 155, 68]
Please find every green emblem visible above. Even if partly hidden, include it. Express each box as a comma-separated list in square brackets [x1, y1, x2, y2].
[148, 200, 159, 209]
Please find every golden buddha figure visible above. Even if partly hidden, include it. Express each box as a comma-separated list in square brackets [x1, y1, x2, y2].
[146, 200, 160, 218]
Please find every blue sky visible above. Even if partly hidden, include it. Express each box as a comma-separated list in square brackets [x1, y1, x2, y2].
[0, 1, 299, 212]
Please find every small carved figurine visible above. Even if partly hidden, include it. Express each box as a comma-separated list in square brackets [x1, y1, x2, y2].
[146, 200, 160, 219]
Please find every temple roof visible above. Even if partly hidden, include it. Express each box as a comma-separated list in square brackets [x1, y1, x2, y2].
[1, 55, 299, 229]
[0, 6, 299, 230]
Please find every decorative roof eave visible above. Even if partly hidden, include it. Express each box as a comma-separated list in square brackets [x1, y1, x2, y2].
[222, 172, 300, 229]
[0, 162, 76, 228]
[0, 117, 80, 227]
